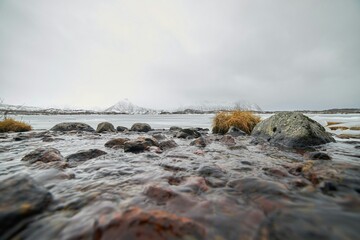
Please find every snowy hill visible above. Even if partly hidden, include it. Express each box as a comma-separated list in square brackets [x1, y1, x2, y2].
[176, 100, 262, 112]
[105, 99, 157, 114]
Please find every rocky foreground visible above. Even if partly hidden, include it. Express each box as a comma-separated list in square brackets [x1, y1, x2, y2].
[0, 113, 360, 240]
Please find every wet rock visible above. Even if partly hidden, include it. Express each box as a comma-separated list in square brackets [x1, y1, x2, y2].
[169, 126, 182, 131]
[228, 178, 288, 196]
[182, 176, 209, 192]
[227, 126, 247, 137]
[190, 137, 207, 147]
[42, 137, 64, 142]
[205, 177, 227, 188]
[264, 167, 291, 178]
[124, 137, 159, 153]
[220, 135, 236, 146]
[116, 126, 128, 132]
[104, 138, 130, 149]
[198, 165, 226, 178]
[144, 185, 178, 204]
[176, 128, 201, 139]
[258, 208, 360, 240]
[152, 133, 167, 141]
[66, 149, 107, 167]
[130, 123, 151, 132]
[22, 147, 65, 164]
[305, 151, 331, 160]
[159, 139, 178, 150]
[50, 122, 95, 132]
[96, 122, 116, 133]
[251, 112, 335, 148]
[0, 174, 52, 237]
[97, 207, 206, 240]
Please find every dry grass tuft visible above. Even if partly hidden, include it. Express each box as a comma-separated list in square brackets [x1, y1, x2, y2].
[0, 118, 32, 133]
[326, 122, 343, 126]
[328, 126, 349, 131]
[212, 110, 260, 135]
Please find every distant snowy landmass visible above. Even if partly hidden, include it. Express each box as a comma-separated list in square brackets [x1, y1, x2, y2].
[177, 100, 262, 112]
[105, 99, 157, 114]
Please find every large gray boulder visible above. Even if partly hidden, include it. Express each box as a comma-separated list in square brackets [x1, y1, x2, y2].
[130, 123, 152, 132]
[96, 122, 116, 133]
[251, 112, 335, 148]
[50, 122, 95, 132]
[0, 174, 53, 237]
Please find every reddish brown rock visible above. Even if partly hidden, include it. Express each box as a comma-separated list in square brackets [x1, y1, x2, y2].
[104, 138, 130, 149]
[97, 208, 206, 240]
[144, 185, 178, 204]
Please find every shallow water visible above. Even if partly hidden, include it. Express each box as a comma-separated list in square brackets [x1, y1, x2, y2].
[0, 114, 359, 239]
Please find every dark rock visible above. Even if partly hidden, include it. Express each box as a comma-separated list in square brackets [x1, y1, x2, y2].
[124, 137, 159, 153]
[227, 126, 247, 137]
[190, 137, 207, 147]
[0, 174, 52, 237]
[258, 208, 360, 240]
[116, 126, 128, 132]
[22, 147, 65, 164]
[198, 165, 226, 178]
[104, 138, 130, 149]
[144, 185, 178, 204]
[66, 149, 107, 167]
[152, 133, 167, 141]
[251, 112, 335, 148]
[228, 178, 288, 196]
[176, 128, 201, 139]
[159, 140, 178, 150]
[305, 152, 331, 160]
[50, 122, 95, 132]
[220, 135, 236, 146]
[130, 123, 151, 132]
[169, 126, 182, 131]
[72, 207, 206, 240]
[96, 122, 116, 133]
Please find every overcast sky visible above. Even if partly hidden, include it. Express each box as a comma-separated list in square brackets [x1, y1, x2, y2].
[0, 0, 359, 110]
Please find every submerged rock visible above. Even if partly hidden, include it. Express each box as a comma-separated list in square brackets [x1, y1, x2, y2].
[176, 128, 201, 139]
[305, 152, 331, 160]
[50, 122, 95, 132]
[227, 126, 247, 137]
[104, 138, 130, 149]
[130, 123, 152, 132]
[258, 207, 360, 240]
[124, 137, 159, 153]
[22, 147, 65, 164]
[170, 126, 182, 131]
[66, 149, 107, 167]
[251, 112, 335, 148]
[190, 137, 207, 148]
[0, 174, 53, 237]
[96, 122, 116, 133]
[159, 140, 178, 150]
[116, 126, 128, 132]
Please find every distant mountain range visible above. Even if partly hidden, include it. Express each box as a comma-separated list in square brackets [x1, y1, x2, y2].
[1, 100, 359, 115]
[104, 99, 157, 114]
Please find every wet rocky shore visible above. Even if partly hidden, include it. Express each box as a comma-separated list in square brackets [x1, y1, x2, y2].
[1, 117, 360, 239]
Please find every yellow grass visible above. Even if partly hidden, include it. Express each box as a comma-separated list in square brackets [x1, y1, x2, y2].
[328, 126, 349, 131]
[212, 111, 261, 134]
[326, 122, 343, 126]
[0, 118, 32, 133]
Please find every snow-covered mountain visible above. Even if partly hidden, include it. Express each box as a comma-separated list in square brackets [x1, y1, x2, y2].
[176, 100, 262, 112]
[105, 99, 157, 114]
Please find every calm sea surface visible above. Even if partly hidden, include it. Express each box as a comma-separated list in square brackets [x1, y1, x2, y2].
[8, 113, 360, 131]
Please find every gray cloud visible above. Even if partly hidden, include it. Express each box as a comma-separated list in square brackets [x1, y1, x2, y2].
[0, 0, 359, 110]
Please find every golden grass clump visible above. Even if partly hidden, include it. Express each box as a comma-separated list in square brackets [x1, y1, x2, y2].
[0, 118, 32, 133]
[212, 110, 261, 135]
